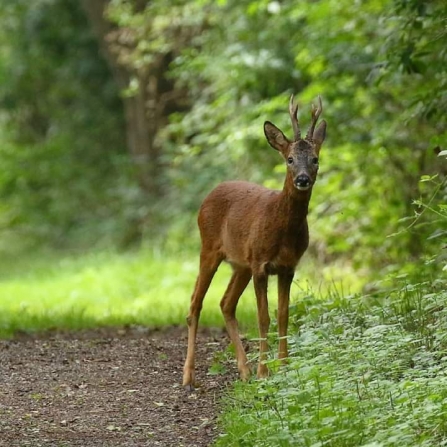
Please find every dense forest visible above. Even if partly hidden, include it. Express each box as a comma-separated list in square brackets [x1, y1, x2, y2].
[0, 0, 446, 278]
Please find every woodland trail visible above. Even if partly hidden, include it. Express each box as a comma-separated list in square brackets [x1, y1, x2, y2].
[0, 326, 238, 447]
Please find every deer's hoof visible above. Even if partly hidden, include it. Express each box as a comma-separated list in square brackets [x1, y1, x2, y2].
[184, 383, 195, 392]
[182, 369, 195, 390]
[239, 367, 251, 382]
[256, 364, 269, 379]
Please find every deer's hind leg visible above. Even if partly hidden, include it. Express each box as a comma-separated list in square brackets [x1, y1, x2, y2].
[220, 266, 252, 380]
[183, 249, 222, 390]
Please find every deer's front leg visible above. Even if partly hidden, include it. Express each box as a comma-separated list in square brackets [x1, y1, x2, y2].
[277, 269, 294, 363]
[253, 273, 270, 378]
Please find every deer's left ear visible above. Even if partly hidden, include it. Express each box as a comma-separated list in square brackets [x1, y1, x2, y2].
[264, 121, 290, 153]
[313, 120, 327, 155]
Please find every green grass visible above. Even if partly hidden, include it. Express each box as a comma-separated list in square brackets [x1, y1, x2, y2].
[0, 248, 361, 338]
[0, 249, 252, 337]
[216, 276, 447, 446]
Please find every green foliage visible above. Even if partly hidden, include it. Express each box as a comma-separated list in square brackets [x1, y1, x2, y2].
[382, 0, 447, 122]
[107, 0, 446, 274]
[217, 276, 447, 446]
[0, 0, 137, 249]
[0, 0, 445, 271]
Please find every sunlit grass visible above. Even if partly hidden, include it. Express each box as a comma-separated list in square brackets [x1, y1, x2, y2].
[0, 249, 253, 337]
[0, 249, 363, 338]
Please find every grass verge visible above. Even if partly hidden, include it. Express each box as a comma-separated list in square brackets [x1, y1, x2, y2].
[0, 248, 360, 338]
[0, 249, 254, 337]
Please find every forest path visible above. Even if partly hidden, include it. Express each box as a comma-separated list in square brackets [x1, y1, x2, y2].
[0, 326, 238, 447]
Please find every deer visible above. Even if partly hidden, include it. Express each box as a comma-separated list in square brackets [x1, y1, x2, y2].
[182, 94, 327, 390]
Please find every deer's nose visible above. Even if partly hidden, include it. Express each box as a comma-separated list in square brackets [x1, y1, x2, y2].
[294, 174, 311, 190]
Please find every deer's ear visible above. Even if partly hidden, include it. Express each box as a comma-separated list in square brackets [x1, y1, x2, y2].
[264, 121, 290, 153]
[313, 120, 327, 154]
[313, 120, 326, 145]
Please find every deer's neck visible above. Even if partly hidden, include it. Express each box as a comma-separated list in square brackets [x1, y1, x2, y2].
[278, 171, 311, 224]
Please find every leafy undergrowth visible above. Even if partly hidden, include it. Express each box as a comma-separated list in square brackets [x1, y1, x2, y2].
[217, 276, 447, 447]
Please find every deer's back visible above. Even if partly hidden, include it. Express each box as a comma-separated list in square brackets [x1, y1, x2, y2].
[198, 181, 309, 272]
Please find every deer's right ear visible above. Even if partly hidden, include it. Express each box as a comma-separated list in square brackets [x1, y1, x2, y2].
[264, 121, 290, 153]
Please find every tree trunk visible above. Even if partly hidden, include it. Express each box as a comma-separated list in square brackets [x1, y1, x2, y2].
[80, 0, 160, 194]
[80, 0, 189, 243]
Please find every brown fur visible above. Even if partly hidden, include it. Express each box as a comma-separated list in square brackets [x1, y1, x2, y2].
[183, 96, 327, 388]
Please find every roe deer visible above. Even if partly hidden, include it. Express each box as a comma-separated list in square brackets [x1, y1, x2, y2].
[183, 94, 327, 389]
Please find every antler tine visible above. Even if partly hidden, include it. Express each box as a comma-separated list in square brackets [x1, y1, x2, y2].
[305, 95, 323, 141]
[289, 94, 301, 141]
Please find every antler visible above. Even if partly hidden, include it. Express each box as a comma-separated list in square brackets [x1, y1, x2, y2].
[289, 94, 301, 141]
[305, 95, 323, 141]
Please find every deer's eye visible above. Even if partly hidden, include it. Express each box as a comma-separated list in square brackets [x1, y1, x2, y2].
[312, 157, 319, 165]
[287, 157, 294, 165]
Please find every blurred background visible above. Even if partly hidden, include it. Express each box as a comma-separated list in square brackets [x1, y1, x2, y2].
[0, 0, 445, 333]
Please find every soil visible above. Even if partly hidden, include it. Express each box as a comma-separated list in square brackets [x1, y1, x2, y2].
[0, 326, 240, 447]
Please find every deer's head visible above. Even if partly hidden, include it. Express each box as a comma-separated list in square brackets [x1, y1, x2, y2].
[264, 95, 327, 191]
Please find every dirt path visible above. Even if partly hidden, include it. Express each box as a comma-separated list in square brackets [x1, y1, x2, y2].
[0, 327, 239, 447]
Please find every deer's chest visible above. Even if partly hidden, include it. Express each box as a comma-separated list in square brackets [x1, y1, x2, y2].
[257, 220, 309, 272]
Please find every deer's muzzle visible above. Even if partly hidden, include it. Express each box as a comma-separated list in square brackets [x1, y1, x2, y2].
[294, 174, 311, 191]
